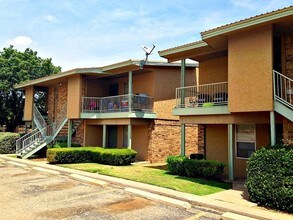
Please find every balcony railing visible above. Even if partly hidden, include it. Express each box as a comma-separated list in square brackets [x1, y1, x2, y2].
[82, 94, 154, 113]
[175, 81, 228, 108]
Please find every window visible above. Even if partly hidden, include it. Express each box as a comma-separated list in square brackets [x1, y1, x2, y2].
[236, 124, 256, 159]
[124, 83, 129, 94]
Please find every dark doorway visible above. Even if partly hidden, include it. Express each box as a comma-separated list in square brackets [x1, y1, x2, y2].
[109, 84, 119, 96]
[107, 125, 118, 148]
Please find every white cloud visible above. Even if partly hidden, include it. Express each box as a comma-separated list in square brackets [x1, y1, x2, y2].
[45, 15, 58, 23]
[6, 36, 33, 49]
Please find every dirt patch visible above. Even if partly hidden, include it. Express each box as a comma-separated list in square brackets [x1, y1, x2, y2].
[43, 181, 78, 191]
[36, 205, 93, 219]
[100, 197, 153, 213]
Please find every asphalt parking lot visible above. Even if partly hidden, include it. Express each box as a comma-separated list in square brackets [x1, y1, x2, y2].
[0, 159, 222, 220]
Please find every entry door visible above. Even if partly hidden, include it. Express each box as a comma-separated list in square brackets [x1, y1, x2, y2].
[107, 125, 118, 148]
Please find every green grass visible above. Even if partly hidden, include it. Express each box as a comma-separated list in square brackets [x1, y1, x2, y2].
[60, 163, 231, 195]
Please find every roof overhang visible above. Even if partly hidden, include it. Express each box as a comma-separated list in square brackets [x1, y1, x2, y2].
[159, 40, 226, 62]
[201, 6, 293, 40]
[14, 67, 105, 89]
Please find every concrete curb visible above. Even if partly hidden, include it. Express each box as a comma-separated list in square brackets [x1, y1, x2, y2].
[221, 212, 259, 220]
[32, 167, 60, 175]
[125, 187, 192, 209]
[1, 155, 292, 220]
[70, 174, 109, 187]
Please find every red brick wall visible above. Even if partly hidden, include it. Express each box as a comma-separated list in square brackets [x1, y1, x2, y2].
[147, 119, 203, 163]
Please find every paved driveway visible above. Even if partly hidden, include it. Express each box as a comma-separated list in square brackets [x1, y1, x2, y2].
[0, 159, 221, 220]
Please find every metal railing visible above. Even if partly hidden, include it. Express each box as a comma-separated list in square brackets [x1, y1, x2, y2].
[274, 70, 293, 110]
[22, 123, 55, 152]
[82, 94, 154, 113]
[33, 104, 46, 129]
[17, 104, 68, 156]
[16, 128, 39, 154]
[175, 81, 228, 108]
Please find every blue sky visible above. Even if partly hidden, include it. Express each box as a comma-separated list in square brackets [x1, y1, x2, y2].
[0, 0, 291, 71]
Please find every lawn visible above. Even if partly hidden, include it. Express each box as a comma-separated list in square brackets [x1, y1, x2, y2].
[60, 163, 231, 196]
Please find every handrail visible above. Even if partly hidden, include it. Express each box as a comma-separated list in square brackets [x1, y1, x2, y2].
[16, 128, 39, 153]
[273, 70, 293, 110]
[18, 103, 68, 156]
[175, 81, 228, 108]
[33, 104, 46, 129]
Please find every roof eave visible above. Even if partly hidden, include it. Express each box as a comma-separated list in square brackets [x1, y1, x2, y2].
[158, 41, 208, 58]
[201, 6, 293, 39]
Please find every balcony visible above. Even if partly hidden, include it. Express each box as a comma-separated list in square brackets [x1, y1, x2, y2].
[81, 94, 156, 119]
[173, 81, 230, 115]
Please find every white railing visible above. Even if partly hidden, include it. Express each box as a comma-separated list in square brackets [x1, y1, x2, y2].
[17, 104, 68, 156]
[82, 94, 154, 113]
[21, 123, 55, 153]
[33, 104, 46, 129]
[175, 81, 228, 108]
[16, 128, 39, 154]
[274, 70, 293, 110]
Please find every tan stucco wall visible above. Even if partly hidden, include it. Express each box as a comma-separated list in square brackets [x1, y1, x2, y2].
[228, 25, 273, 112]
[23, 86, 34, 121]
[153, 67, 195, 120]
[67, 75, 81, 119]
[205, 124, 229, 176]
[199, 56, 228, 85]
[132, 125, 149, 161]
[84, 125, 102, 146]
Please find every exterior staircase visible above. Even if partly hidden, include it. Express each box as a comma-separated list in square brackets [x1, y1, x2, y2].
[16, 104, 68, 159]
[273, 70, 293, 122]
[55, 119, 83, 141]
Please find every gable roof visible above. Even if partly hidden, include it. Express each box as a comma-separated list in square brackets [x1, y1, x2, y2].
[159, 6, 293, 61]
[201, 6, 293, 39]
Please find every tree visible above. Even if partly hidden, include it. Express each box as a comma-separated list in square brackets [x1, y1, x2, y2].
[0, 46, 61, 132]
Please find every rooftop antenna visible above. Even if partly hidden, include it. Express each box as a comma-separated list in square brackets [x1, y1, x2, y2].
[140, 44, 155, 68]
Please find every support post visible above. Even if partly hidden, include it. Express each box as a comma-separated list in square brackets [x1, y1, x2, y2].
[228, 124, 234, 181]
[67, 119, 72, 147]
[128, 71, 133, 112]
[270, 111, 276, 146]
[180, 59, 186, 106]
[180, 124, 186, 156]
[102, 124, 106, 148]
[128, 124, 132, 149]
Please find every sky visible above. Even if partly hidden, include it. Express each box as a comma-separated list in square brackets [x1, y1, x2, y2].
[0, 0, 292, 71]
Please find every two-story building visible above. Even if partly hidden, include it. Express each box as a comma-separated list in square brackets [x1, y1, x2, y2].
[159, 6, 293, 180]
[15, 60, 202, 163]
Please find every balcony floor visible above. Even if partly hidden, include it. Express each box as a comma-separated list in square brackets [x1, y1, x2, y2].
[173, 105, 230, 116]
[80, 111, 157, 119]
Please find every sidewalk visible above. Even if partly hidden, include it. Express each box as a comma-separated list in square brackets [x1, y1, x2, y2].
[1, 154, 292, 220]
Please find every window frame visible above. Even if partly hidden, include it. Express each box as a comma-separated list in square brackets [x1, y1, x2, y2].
[235, 124, 256, 159]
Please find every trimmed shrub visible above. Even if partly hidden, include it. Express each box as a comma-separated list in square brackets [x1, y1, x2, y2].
[0, 132, 20, 154]
[183, 159, 225, 179]
[48, 141, 81, 148]
[166, 156, 186, 176]
[246, 145, 293, 213]
[47, 147, 137, 166]
[166, 155, 225, 179]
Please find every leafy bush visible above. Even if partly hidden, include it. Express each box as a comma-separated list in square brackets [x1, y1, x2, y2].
[47, 147, 137, 166]
[246, 145, 293, 213]
[183, 159, 225, 179]
[0, 132, 20, 154]
[167, 155, 225, 179]
[166, 156, 186, 176]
